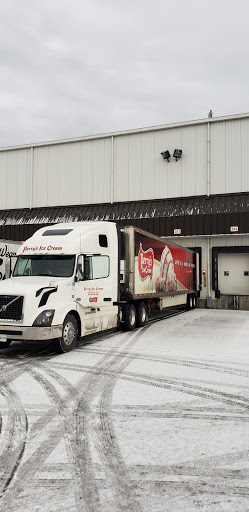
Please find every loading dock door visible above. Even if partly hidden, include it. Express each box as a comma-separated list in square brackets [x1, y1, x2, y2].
[218, 253, 249, 295]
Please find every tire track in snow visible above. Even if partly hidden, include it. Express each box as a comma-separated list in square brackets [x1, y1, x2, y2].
[74, 327, 148, 512]
[0, 381, 28, 499]
[78, 346, 249, 379]
[0, 358, 91, 511]
[0, 330, 143, 511]
[46, 362, 249, 414]
[0, 320, 248, 508]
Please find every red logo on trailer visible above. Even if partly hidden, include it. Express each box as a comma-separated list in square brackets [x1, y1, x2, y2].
[138, 244, 154, 281]
[89, 297, 98, 303]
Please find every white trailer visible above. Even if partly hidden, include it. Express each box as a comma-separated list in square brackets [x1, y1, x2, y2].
[0, 240, 20, 281]
[0, 222, 199, 352]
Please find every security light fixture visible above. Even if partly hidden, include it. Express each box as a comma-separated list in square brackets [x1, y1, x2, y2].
[161, 150, 171, 161]
[173, 149, 182, 161]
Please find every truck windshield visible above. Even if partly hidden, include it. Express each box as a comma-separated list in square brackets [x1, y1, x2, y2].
[13, 255, 75, 278]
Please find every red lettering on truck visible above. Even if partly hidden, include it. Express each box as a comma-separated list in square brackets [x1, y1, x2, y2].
[138, 244, 154, 281]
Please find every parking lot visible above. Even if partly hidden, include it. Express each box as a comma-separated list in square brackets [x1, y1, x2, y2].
[0, 308, 249, 511]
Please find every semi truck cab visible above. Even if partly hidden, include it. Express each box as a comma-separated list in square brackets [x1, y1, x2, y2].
[0, 222, 119, 352]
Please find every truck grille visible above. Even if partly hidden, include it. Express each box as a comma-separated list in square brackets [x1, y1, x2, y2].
[0, 295, 24, 321]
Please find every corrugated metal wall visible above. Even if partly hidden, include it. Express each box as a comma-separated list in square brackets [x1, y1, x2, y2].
[32, 138, 112, 207]
[210, 118, 249, 194]
[1, 115, 249, 210]
[0, 149, 31, 209]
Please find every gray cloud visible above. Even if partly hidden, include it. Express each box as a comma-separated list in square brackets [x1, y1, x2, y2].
[0, 0, 249, 147]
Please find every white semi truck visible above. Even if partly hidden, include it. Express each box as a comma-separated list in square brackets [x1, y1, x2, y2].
[0, 222, 199, 352]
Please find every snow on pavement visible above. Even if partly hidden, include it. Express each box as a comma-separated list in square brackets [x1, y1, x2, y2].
[0, 308, 249, 511]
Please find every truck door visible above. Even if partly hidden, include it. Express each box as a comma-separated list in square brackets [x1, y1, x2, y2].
[74, 254, 114, 308]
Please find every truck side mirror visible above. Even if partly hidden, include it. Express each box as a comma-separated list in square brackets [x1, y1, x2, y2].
[75, 255, 84, 282]
[5, 257, 12, 279]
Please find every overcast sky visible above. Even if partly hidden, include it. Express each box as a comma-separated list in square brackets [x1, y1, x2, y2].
[0, 0, 249, 147]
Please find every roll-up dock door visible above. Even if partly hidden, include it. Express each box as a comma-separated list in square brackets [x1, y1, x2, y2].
[218, 253, 249, 295]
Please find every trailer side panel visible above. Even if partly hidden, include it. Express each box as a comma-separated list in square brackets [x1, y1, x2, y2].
[133, 229, 196, 297]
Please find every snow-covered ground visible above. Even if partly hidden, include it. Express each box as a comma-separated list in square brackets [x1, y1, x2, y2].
[0, 308, 249, 511]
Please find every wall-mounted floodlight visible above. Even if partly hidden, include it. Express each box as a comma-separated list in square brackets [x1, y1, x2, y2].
[173, 149, 182, 161]
[160, 150, 171, 161]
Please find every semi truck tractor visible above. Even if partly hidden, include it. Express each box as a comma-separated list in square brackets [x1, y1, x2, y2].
[0, 222, 199, 352]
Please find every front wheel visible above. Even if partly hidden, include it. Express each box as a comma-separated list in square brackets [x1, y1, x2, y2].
[53, 314, 78, 353]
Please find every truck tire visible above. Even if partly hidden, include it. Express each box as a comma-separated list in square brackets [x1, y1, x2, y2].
[137, 302, 147, 327]
[0, 340, 12, 349]
[54, 314, 78, 353]
[124, 303, 137, 331]
[187, 294, 192, 310]
[187, 294, 196, 310]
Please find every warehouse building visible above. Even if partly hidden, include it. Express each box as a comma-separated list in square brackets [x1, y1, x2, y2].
[1, 112, 249, 308]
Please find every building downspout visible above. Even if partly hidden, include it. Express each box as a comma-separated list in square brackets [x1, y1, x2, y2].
[30, 147, 34, 209]
[110, 136, 114, 204]
[207, 122, 211, 197]
[207, 236, 212, 307]
[207, 123, 212, 306]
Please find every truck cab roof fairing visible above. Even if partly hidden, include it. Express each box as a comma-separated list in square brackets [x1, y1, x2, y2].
[16, 222, 118, 257]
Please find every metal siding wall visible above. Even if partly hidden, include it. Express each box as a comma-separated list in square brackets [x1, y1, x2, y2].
[181, 125, 207, 196]
[81, 140, 93, 205]
[241, 119, 249, 191]
[154, 128, 182, 198]
[47, 145, 60, 206]
[16, 150, 31, 208]
[225, 120, 242, 194]
[211, 119, 248, 195]
[141, 132, 155, 199]
[0, 149, 30, 209]
[210, 122, 226, 194]
[69, 142, 82, 205]
[32, 138, 112, 207]
[128, 134, 142, 201]
[58, 144, 71, 206]
[33, 146, 49, 207]
[114, 135, 129, 202]
[0, 152, 8, 209]
[92, 138, 111, 204]
[5, 152, 16, 208]
[2, 116, 249, 210]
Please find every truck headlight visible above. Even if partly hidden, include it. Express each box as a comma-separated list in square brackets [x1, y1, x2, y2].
[33, 310, 55, 327]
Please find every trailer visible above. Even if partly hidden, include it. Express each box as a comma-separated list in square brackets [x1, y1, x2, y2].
[120, 226, 199, 329]
[0, 240, 21, 281]
[0, 222, 199, 352]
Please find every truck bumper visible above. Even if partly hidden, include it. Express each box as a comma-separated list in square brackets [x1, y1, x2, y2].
[0, 324, 63, 341]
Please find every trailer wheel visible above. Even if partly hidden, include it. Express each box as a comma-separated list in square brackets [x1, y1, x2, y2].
[137, 302, 147, 327]
[54, 314, 78, 353]
[187, 294, 196, 310]
[187, 294, 192, 310]
[0, 340, 12, 349]
[124, 304, 137, 331]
